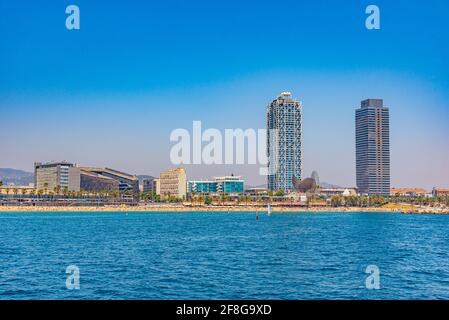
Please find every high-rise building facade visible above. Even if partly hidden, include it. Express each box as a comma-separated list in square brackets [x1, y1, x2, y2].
[160, 168, 187, 200]
[355, 99, 390, 195]
[267, 92, 302, 192]
[34, 162, 80, 192]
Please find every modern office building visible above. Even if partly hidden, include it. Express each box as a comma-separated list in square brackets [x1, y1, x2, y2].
[34, 162, 80, 192]
[79, 169, 120, 193]
[215, 175, 244, 193]
[79, 167, 139, 194]
[160, 168, 186, 200]
[188, 175, 244, 194]
[143, 177, 160, 195]
[266, 92, 303, 192]
[188, 180, 217, 193]
[355, 99, 390, 196]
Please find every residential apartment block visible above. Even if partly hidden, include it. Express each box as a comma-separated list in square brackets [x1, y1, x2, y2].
[160, 168, 186, 200]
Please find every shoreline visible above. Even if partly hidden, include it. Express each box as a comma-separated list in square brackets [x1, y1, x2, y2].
[0, 205, 448, 214]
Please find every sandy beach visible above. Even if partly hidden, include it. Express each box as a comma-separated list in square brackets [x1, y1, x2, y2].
[1, 204, 448, 214]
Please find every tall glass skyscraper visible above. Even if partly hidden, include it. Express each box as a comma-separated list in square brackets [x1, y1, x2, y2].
[267, 92, 302, 192]
[355, 99, 390, 196]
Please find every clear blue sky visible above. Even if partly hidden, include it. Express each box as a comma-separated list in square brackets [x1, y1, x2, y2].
[1, 0, 448, 189]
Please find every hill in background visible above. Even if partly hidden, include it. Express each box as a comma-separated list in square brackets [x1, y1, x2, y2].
[0, 168, 34, 186]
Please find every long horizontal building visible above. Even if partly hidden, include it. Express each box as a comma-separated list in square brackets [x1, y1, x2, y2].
[319, 188, 357, 197]
[188, 175, 244, 194]
[80, 169, 120, 193]
[79, 167, 139, 194]
[391, 188, 427, 197]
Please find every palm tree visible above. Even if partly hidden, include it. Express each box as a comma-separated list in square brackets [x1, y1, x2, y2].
[43, 183, 49, 197]
[331, 195, 343, 207]
[306, 194, 312, 207]
[275, 189, 285, 197]
[0, 181, 4, 199]
[63, 187, 69, 198]
[357, 196, 363, 206]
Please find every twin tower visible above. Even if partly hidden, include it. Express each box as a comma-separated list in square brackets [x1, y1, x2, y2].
[267, 93, 390, 196]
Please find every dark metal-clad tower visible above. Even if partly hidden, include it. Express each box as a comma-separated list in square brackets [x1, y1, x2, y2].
[355, 99, 390, 196]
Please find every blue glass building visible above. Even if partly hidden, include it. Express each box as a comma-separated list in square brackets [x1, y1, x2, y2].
[188, 176, 244, 194]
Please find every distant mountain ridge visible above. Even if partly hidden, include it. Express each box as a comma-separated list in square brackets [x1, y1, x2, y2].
[1, 168, 346, 189]
[0, 168, 34, 186]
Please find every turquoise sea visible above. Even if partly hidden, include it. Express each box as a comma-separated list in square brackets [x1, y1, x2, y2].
[1, 211, 448, 299]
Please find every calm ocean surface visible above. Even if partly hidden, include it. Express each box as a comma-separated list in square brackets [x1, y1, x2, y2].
[1, 211, 449, 300]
